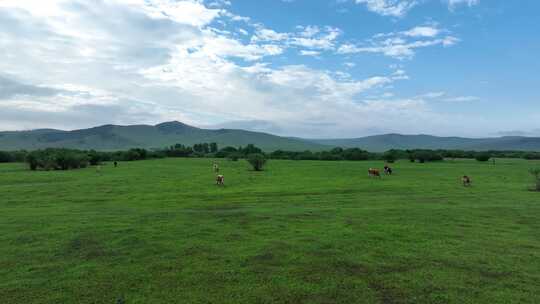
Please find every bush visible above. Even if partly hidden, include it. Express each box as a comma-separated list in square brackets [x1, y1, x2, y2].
[530, 168, 540, 191]
[0, 151, 13, 163]
[228, 152, 242, 161]
[524, 153, 540, 160]
[246, 153, 267, 171]
[412, 150, 443, 163]
[382, 150, 398, 163]
[26, 152, 39, 170]
[475, 152, 491, 162]
[343, 148, 370, 161]
[295, 150, 317, 160]
[88, 150, 102, 166]
[25, 149, 89, 171]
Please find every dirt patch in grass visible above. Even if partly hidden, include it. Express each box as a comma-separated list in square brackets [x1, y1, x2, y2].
[368, 278, 408, 304]
[12, 234, 40, 245]
[433, 259, 513, 280]
[242, 242, 292, 272]
[378, 262, 421, 275]
[61, 233, 109, 260]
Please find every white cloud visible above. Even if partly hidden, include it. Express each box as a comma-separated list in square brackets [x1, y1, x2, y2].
[354, 0, 418, 17]
[446, 0, 480, 10]
[338, 25, 458, 59]
[252, 25, 342, 52]
[419, 92, 480, 102]
[404, 26, 440, 37]
[299, 50, 321, 56]
[444, 96, 480, 102]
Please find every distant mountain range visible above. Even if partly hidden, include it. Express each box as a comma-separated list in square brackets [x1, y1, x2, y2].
[308, 134, 540, 152]
[0, 122, 326, 152]
[1, 121, 539, 152]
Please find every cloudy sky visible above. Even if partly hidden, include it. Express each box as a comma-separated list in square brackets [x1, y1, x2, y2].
[0, 0, 539, 137]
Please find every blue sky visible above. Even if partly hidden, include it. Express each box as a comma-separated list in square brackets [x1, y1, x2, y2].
[0, 0, 538, 137]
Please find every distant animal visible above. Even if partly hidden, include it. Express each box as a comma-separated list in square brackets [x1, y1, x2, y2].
[462, 175, 472, 187]
[368, 168, 381, 177]
[114, 161, 118, 168]
[96, 165, 102, 174]
[213, 163, 219, 173]
[216, 175, 224, 185]
[384, 165, 393, 175]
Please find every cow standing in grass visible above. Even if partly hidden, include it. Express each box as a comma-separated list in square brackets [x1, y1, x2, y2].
[384, 165, 393, 175]
[216, 175, 224, 186]
[462, 175, 472, 187]
[368, 168, 381, 178]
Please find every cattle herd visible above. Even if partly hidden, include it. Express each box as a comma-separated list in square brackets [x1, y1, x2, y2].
[212, 162, 472, 187]
[368, 165, 393, 177]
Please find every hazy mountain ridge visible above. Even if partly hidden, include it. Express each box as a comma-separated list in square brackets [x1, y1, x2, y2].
[0, 121, 327, 152]
[1, 122, 540, 152]
[308, 134, 540, 152]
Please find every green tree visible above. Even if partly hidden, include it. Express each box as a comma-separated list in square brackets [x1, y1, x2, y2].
[241, 144, 262, 155]
[529, 168, 540, 191]
[475, 152, 491, 162]
[0, 151, 13, 163]
[382, 150, 398, 163]
[246, 153, 267, 171]
[26, 152, 39, 170]
[88, 150, 102, 166]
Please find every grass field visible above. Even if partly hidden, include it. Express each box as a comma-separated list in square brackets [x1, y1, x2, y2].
[1, 158, 540, 303]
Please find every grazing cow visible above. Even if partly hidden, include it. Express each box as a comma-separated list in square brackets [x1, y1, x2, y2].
[213, 163, 220, 173]
[216, 174, 224, 185]
[368, 168, 381, 177]
[384, 165, 393, 175]
[462, 175, 472, 187]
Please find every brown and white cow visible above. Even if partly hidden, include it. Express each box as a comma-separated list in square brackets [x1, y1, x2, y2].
[216, 175, 224, 185]
[368, 168, 381, 177]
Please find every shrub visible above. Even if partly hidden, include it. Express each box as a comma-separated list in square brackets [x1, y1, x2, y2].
[239, 144, 263, 155]
[295, 150, 317, 160]
[228, 152, 242, 161]
[318, 151, 341, 161]
[216, 146, 237, 158]
[11, 151, 28, 162]
[524, 153, 540, 160]
[25, 149, 88, 171]
[382, 150, 398, 163]
[26, 152, 39, 170]
[475, 152, 491, 162]
[269, 150, 292, 160]
[246, 153, 267, 171]
[342, 148, 370, 161]
[88, 150, 102, 166]
[411, 150, 443, 163]
[210, 142, 218, 153]
[0, 151, 13, 163]
[530, 168, 540, 192]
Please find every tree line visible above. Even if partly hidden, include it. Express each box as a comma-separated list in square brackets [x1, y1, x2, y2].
[0, 143, 539, 171]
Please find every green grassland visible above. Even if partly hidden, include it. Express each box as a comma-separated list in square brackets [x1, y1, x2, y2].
[1, 158, 539, 303]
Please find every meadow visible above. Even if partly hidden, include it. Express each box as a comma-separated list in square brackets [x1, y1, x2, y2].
[1, 158, 539, 304]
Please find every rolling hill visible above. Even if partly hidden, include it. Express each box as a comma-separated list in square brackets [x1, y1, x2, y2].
[308, 134, 540, 152]
[1, 122, 540, 152]
[0, 121, 327, 152]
